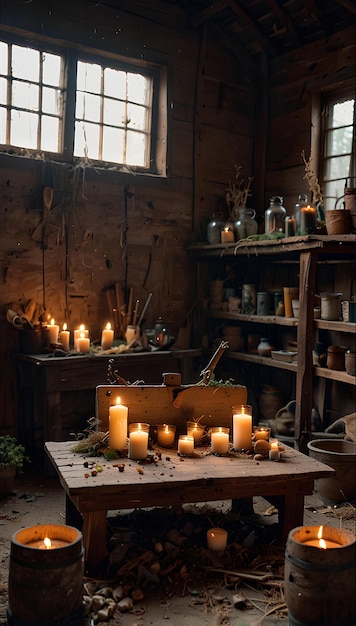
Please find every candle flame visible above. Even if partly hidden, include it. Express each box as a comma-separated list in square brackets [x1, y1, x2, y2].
[316, 525, 327, 549]
[44, 536, 51, 549]
[106, 322, 111, 330]
[116, 397, 121, 405]
[224, 227, 229, 233]
[165, 425, 169, 433]
[63, 323, 67, 331]
[50, 318, 55, 326]
[242, 406, 245, 415]
[79, 324, 85, 331]
[80, 332, 85, 338]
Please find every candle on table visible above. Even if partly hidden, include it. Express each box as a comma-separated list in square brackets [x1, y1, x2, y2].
[129, 423, 149, 460]
[221, 226, 235, 244]
[253, 426, 271, 441]
[207, 528, 228, 552]
[101, 322, 114, 350]
[109, 397, 128, 451]
[47, 318, 59, 345]
[232, 405, 252, 451]
[59, 323, 70, 351]
[74, 324, 89, 350]
[210, 427, 229, 454]
[27, 537, 69, 549]
[187, 421, 204, 445]
[269, 442, 280, 461]
[300, 205, 317, 234]
[77, 332, 90, 353]
[157, 424, 176, 448]
[178, 435, 194, 456]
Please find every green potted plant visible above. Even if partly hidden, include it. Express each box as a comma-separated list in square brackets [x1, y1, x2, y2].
[0, 435, 30, 495]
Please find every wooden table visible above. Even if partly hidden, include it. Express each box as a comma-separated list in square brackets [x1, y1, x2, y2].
[14, 349, 201, 454]
[45, 440, 334, 573]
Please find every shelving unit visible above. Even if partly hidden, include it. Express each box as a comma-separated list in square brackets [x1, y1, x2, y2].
[189, 234, 356, 451]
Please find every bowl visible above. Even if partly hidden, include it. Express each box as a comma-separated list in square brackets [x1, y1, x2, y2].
[271, 350, 298, 363]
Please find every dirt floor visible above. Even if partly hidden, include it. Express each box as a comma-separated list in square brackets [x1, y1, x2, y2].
[1, 468, 355, 626]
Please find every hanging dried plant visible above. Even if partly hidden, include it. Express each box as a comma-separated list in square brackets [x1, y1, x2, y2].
[301, 151, 323, 204]
[226, 165, 254, 217]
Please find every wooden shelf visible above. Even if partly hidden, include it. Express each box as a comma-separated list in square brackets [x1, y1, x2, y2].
[225, 351, 298, 372]
[206, 311, 298, 326]
[314, 366, 356, 385]
[314, 320, 356, 333]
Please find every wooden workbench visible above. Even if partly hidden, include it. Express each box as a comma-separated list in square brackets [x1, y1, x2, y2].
[45, 440, 334, 573]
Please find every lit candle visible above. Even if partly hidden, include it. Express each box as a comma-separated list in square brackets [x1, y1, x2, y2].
[101, 322, 114, 350]
[77, 332, 90, 353]
[109, 397, 128, 451]
[157, 424, 176, 448]
[232, 405, 252, 451]
[129, 423, 149, 460]
[59, 323, 70, 351]
[269, 442, 280, 461]
[74, 324, 89, 350]
[207, 527, 228, 552]
[300, 205, 317, 234]
[302, 526, 342, 549]
[187, 421, 204, 445]
[253, 426, 271, 441]
[27, 536, 69, 549]
[211, 427, 229, 454]
[47, 318, 59, 345]
[178, 435, 194, 456]
[221, 227, 235, 244]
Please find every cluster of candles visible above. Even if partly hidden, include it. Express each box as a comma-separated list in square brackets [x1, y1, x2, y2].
[45, 320, 115, 353]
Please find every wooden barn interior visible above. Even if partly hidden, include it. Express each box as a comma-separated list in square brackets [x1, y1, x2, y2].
[0, 1, 355, 623]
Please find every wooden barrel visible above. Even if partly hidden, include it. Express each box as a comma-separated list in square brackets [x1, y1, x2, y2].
[7, 524, 84, 626]
[284, 525, 356, 626]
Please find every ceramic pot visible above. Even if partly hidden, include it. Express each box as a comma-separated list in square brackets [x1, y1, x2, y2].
[307, 439, 356, 504]
[257, 337, 273, 357]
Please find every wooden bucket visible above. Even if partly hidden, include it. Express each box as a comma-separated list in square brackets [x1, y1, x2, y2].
[7, 524, 84, 626]
[284, 525, 356, 626]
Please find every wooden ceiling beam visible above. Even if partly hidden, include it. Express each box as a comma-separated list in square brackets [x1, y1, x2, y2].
[264, 0, 301, 45]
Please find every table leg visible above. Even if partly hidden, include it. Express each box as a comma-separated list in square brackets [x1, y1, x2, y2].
[82, 510, 108, 573]
[279, 492, 305, 541]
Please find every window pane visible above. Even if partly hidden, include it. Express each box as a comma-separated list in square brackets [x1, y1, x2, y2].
[74, 120, 100, 158]
[104, 67, 126, 99]
[11, 110, 38, 148]
[127, 73, 148, 104]
[43, 53, 61, 86]
[0, 77, 7, 104]
[102, 126, 124, 162]
[0, 42, 8, 75]
[12, 45, 39, 81]
[127, 130, 146, 166]
[41, 116, 59, 151]
[12, 80, 39, 110]
[325, 155, 351, 181]
[103, 97, 125, 126]
[42, 86, 60, 115]
[330, 100, 354, 128]
[77, 61, 101, 94]
[128, 102, 147, 131]
[323, 180, 346, 211]
[326, 127, 353, 156]
[76, 92, 101, 122]
[0, 107, 6, 142]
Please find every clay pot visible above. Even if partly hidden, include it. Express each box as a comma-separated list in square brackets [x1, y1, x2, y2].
[325, 209, 352, 235]
[307, 439, 356, 504]
[257, 338, 273, 357]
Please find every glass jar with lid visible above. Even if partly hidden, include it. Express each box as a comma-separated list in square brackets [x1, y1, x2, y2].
[265, 196, 286, 234]
[234, 208, 258, 240]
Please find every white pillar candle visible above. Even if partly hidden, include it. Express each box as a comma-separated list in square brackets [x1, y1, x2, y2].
[178, 435, 194, 456]
[232, 405, 252, 451]
[77, 332, 90, 353]
[211, 427, 229, 454]
[221, 227, 234, 243]
[207, 527, 228, 552]
[269, 442, 281, 461]
[109, 397, 128, 451]
[129, 424, 149, 460]
[157, 424, 176, 448]
[47, 318, 59, 345]
[74, 325, 89, 350]
[59, 323, 70, 351]
[101, 322, 114, 350]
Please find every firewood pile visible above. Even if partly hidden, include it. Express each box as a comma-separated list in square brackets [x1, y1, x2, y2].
[82, 505, 287, 624]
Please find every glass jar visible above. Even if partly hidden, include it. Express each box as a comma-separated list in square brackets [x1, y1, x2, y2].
[265, 196, 287, 234]
[234, 208, 258, 240]
[207, 213, 225, 244]
[294, 194, 308, 235]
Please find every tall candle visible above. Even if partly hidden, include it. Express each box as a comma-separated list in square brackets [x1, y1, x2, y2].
[77, 332, 90, 353]
[47, 318, 59, 345]
[74, 324, 89, 350]
[207, 528, 228, 551]
[178, 435, 194, 456]
[129, 424, 149, 460]
[59, 323, 70, 351]
[211, 427, 229, 454]
[221, 227, 234, 243]
[232, 405, 252, 451]
[109, 397, 128, 451]
[101, 322, 114, 350]
[300, 205, 317, 234]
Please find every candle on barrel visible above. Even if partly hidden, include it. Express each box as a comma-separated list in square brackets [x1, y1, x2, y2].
[128, 423, 149, 460]
[47, 318, 59, 345]
[77, 332, 90, 353]
[210, 427, 229, 454]
[178, 435, 194, 456]
[300, 204, 317, 234]
[109, 397, 128, 451]
[232, 405, 252, 451]
[101, 322, 114, 350]
[302, 526, 342, 549]
[207, 528, 228, 552]
[74, 324, 89, 350]
[59, 323, 70, 351]
[27, 536, 69, 549]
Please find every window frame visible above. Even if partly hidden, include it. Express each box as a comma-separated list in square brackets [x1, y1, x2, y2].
[0, 31, 169, 178]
